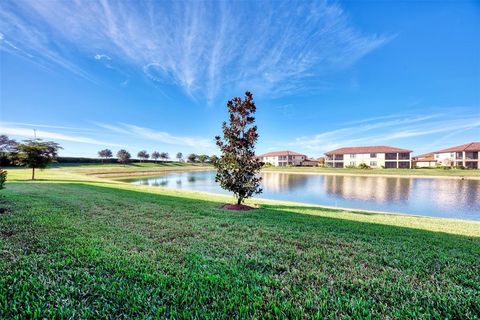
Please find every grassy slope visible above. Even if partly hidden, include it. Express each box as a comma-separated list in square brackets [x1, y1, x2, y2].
[263, 166, 480, 178]
[1, 168, 479, 318]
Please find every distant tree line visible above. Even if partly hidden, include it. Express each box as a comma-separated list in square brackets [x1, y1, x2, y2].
[95, 148, 218, 165]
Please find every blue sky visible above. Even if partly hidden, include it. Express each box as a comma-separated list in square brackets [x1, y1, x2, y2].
[1, 0, 479, 158]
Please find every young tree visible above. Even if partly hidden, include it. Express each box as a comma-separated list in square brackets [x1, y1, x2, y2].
[152, 151, 161, 163]
[176, 152, 183, 162]
[98, 148, 113, 164]
[117, 149, 131, 165]
[198, 154, 209, 164]
[10, 139, 62, 180]
[0, 135, 16, 164]
[187, 153, 197, 163]
[160, 152, 169, 161]
[209, 155, 218, 165]
[137, 150, 149, 162]
[215, 92, 262, 205]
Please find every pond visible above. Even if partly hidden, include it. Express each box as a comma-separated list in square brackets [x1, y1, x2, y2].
[120, 170, 480, 221]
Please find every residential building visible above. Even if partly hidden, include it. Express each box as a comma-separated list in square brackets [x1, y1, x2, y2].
[325, 146, 412, 169]
[412, 153, 437, 168]
[258, 151, 307, 166]
[300, 158, 320, 167]
[432, 142, 480, 169]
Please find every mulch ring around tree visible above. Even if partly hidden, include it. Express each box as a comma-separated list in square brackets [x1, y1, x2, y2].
[221, 203, 259, 211]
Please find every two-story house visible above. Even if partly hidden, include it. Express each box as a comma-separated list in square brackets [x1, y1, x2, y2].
[258, 151, 307, 166]
[325, 146, 412, 169]
[433, 142, 480, 169]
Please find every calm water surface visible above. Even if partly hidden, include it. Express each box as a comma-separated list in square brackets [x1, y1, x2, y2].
[121, 170, 480, 220]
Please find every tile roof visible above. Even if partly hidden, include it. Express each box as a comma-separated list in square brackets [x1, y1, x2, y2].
[325, 146, 412, 155]
[434, 142, 480, 153]
[258, 150, 306, 157]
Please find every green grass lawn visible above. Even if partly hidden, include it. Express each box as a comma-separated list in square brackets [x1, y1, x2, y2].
[263, 166, 480, 178]
[1, 168, 479, 318]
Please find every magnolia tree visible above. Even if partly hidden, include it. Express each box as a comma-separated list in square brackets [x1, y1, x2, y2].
[10, 139, 62, 180]
[214, 91, 262, 205]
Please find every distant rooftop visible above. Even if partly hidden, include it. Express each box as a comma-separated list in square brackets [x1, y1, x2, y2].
[434, 142, 480, 153]
[258, 150, 306, 157]
[325, 146, 412, 155]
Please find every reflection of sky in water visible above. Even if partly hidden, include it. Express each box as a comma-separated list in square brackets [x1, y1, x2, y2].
[121, 171, 480, 220]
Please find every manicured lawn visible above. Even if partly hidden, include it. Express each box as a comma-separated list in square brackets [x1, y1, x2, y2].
[1, 168, 479, 318]
[263, 166, 480, 178]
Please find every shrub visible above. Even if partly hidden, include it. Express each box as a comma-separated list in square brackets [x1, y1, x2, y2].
[0, 169, 7, 189]
[358, 163, 371, 169]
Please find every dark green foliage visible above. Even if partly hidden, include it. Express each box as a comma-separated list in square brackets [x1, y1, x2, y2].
[209, 155, 218, 165]
[187, 153, 197, 162]
[0, 169, 6, 189]
[215, 92, 262, 205]
[0, 181, 478, 318]
[176, 152, 183, 161]
[160, 152, 169, 161]
[10, 139, 61, 180]
[198, 154, 209, 163]
[357, 163, 371, 169]
[117, 149, 131, 165]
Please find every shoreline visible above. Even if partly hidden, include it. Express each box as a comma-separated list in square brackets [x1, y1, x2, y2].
[112, 177, 480, 223]
[261, 169, 480, 180]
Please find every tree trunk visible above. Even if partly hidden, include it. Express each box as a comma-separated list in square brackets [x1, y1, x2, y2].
[32, 167, 35, 180]
[237, 197, 242, 205]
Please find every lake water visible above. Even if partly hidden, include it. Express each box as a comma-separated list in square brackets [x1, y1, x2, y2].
[120, 170, 480, 220]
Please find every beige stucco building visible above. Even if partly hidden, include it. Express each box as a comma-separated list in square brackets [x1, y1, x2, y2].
[325, 146, 412, 169]
[258, 151, 307, 166]
[432, 142, 480, 169]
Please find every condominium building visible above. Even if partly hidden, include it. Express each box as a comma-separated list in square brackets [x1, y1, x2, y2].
[258, 151, 307, 166]
[433, 142, 480, 169]
[325, 146, 412, 169]
[412, 153, 437, 168]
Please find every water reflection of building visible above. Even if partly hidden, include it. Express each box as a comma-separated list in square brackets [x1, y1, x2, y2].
[323, 175, 412, 203]
[417, 179, 480, 210]
[261, 172, 309, 192]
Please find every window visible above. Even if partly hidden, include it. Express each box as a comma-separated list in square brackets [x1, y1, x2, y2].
[370, 161, 377, 167]
[385, 153, 397, 160]
[370, 153, 377, 158]
[398, 161, 410, 169]
[384, 162, 397, 169]
[350, 154, 356, 158]
[350, 161, 355, 166]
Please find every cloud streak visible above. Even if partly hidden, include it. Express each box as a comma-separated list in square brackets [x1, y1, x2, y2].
[93, 122, 214, 149]
[288, 111, 480, 155]
[1, 126, 122, 146]
[0, 0, 390, 102]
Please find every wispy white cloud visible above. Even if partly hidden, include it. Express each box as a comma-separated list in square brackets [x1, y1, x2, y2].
[93, 122, 214, 149]
[94, 53, 111, 60]
[0, 126, 122, 146]
[287, 111, 480, 155]
[0, 0, 390, 102]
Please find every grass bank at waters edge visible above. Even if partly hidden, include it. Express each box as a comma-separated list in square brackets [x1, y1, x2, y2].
[263, 166, 480, 179]
[1, 168, 479, 318]
[48, 162, 214, 178]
